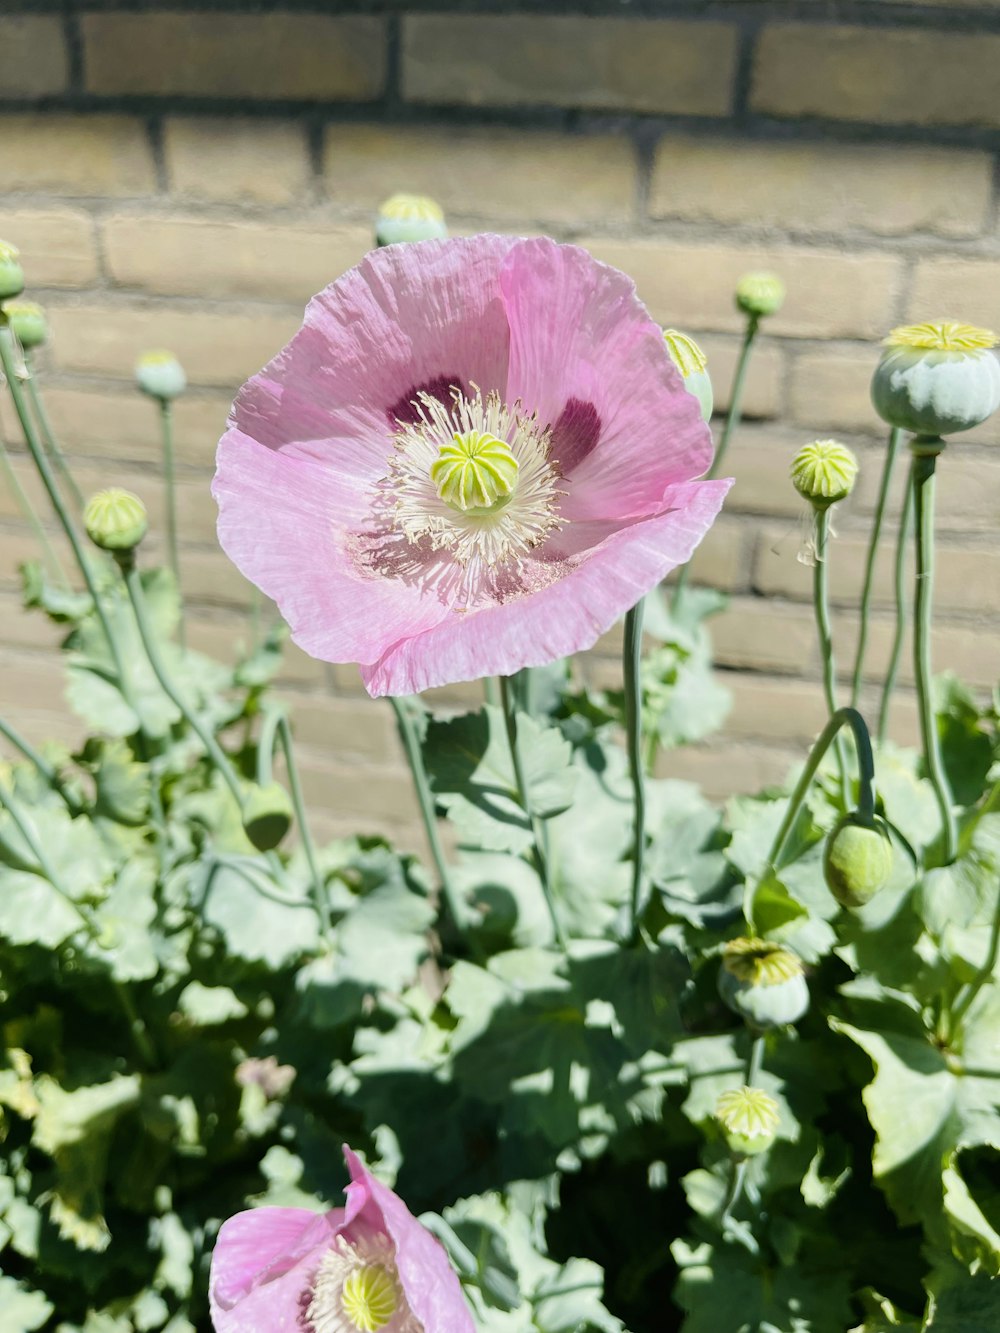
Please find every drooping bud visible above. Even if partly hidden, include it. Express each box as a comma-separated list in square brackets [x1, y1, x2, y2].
[664, 329, 713, 422]
[735, 271, 785, 320]
[3, 300, 47, 350]
[375, 194, 447, 247]
[718, 937, 810, 1030]
[0, 241, 25, 301]
[241, 782, 294, 852]
[135, 350, 187, 401]
[871, 320, 1000, 438]
[715, 1086, 780, 1156]
[83, 488, 148, 553]
[824, 812, 893, 908]
[430, 430, 519, 511]
[791, 439, 859, 508]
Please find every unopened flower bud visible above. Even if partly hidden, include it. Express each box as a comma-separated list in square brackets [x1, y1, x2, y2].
[718, 937, 809, 1030]
[735, 271, 785, 320]
[136, 350, 187, 401]
[824, 812, 893, 908]
[872, 321, 1000, 438]
[791, 439, 858, 508]
[375, 194, 447, 247]
[242, 782, 294, 852]
[3, 300, 46, 350]
[664, 329, 713, 422]
[715, 1086, 780, 1156]
[0, 242, 25, 301]
[83, 488, 148, 553]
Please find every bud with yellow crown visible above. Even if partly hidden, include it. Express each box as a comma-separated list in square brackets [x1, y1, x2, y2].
[83, 488, 148, 555]
[718, 937, 810, 1029]
[791, 439, 858, 509]
[735, 271, 785, 321]
[715, 1086, 780, 1156]
[663, 329, 713, 422]
[375, 194, 448, 247]
[0, 242, 25, 301]
[872, 321, 1000, 439]
[3, 300, 46, 350]
[136, 350, 187, 401]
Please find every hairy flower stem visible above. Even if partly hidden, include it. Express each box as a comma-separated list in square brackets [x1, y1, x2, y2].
[851, 427, 903, 706]
[0, 324, 138, 715]
[499, 676, 567, 951]
[389, 695, 467, 937]
[910, 440, 957, 864]
[256, 705, 330, 936]
[0, 713, 82, 814]
[813, 507, 849, 805]
[24, 353, 84, 509]
[158, 400, 185, 646]
[623, 602, 648, 945]
[879, 476, 913, 744]
[0, 429, 67, 583]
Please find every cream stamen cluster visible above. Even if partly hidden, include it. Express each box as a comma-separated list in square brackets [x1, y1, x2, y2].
[307, 1234, 419, 1333]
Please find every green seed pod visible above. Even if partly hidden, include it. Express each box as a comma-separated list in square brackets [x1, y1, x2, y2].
[3, 300, 47, 350]
[242, 782, 294, 852]
[718, 937, 809, 1030]
[824, 812, 893, 908]
[83, 488, 148, 553]
[375, 193, 448, 247]
[136, 350, 187, 401]
[872, 322, 1000, 438]
[663, 328, 713, 422]
[0, 241, 25, 301]
[735, 271, 785, 320]
[715, 1085, 780, 1157]
[791, 439, 859, 508]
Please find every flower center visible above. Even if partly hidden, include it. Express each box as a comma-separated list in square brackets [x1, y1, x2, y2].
[307, 1235, 415, 1333]
[341, 1264, 398, 1333]
[430, 430, 519, 512]
[884, 320, 999, 353]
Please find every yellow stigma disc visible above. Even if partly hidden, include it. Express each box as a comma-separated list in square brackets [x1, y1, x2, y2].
[341, 1264, 398, 1333]
[430, 430, 519, 511]
[884, 321, 999, 352]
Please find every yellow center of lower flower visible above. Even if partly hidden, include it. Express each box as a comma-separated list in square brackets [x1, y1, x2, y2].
[884, 320, 999, 352]
[430, 430, 519, 512]
[340, 1264, 398, 1333]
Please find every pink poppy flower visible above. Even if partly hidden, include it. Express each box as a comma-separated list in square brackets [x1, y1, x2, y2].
[209, 1146, 473, 1333]
[214, 235, 730, 697]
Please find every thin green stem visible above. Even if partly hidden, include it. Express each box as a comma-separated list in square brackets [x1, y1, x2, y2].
[746, 1034, 765, 1085]
[812, 506, 849, 804]
[910, 443, 957, 864]
[0, 714, 83, 814]
[23, 354, 83, 509]
[852, 426, 903, 707]
[499, 676, 567, 951]
[389, 695, 467, 935]
[719, 1158, 749, 1229]
[255, 707, 282, 789]
[274, 711, 330, 936]
[878, 473, 913, 745]
[0, 430, 68, 583]
[158, 400, 184, 646]
[623, 601, 647, 944]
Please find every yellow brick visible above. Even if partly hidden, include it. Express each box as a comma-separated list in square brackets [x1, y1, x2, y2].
[179, 548, 256, 609]
[47, 303, 300, 388]
[0, 17, 68, 97]
[753, 521, 886, 608]
[697, 335, 784, 419]
[907, 258, 1000, 332]
[580, 238, 900, 339]
[288, 695, 393, 763]
[723, 672, 828, 743]
[324, 125, 637, 227]
[852, 439, 1000, 531]
[752, 24, 1000, 128]
[104, 215, 369, 302]
[650, 137, 991, 239]
[672, 515, 747, 593]
[82, 13, 386, 100]
[722, 426, 828, 519]
[0, 115, 155, 197]
[711, 598, 818, 674]
[186, 616, 327, 689]
[0, 591, 66, 654]
[833, 611, 1000, 691]
[788, 350, 881, 435]
[0, 208, 98, 289]
[163, 119, 313, 206]
[295, 755, 421, 828]
[403, 16, 737, 116]
[660, 743, 801, 799]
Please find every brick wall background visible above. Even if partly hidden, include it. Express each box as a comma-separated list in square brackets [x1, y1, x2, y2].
[1, 1, 1000, 849]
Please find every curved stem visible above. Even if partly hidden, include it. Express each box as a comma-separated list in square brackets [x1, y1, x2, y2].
[275, 711, 330, 936]
[23, 354, 83, 509]
[852, 427, 902, 707]
[0, 431, 67, 583]
[910, 443, 956, 864]
[623, 601, 647, 944]
[389, 695, 467, 935]
[0, 713, 83, 814]
[719, 1158, 750, 1229]
[879, 473, 914, 744]
[813, 506, 849, 804]
[158, 401, 184, 646]
[499, 677, 567, 951]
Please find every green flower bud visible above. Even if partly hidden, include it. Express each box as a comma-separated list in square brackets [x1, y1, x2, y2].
[715, 1085, 780, 1156]
[3, 300, 46, 350]
[718, 937, 810, 1030]
[663, 328, 713, 422]
[791, 439, 859, 508]
[824, 812, 893, 908]
[82, 488, 148, 553]
[242, 782, 294, 852]
[375, 194, 448, 247]
[735, 271, 785, 320]
[871, 321, 1000, 438]
[136, 350, 187, 401]
[0, 241, 25, 301]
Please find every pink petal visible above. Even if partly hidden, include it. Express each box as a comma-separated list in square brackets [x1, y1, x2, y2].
[344, 1148, 475, 1333]
[361, 478, 732, 697]
[209, 1206, 337, 1317]
[500, 237, 714, 520]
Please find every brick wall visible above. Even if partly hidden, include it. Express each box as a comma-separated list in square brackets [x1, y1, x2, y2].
[1, 2, 999, 848]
